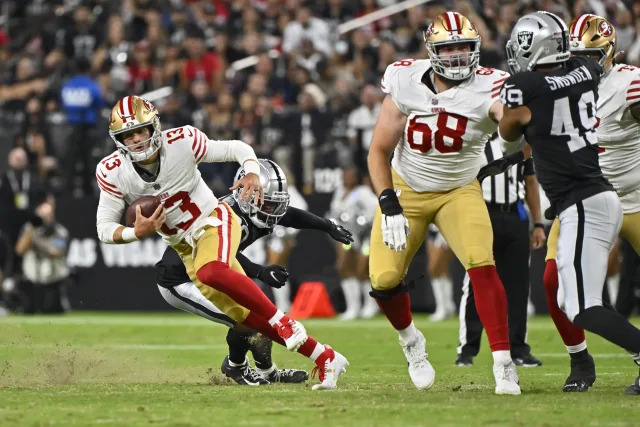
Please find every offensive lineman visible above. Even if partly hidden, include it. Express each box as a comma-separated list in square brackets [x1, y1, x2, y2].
[95, 96, 348, 390]
[156, 159, 353, 385]
[541, 14, 640, 394]
[367, 11, 520, 394]
[499, 11, 640, 395]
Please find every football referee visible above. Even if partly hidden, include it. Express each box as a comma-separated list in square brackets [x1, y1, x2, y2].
[456, 138, 546, 367]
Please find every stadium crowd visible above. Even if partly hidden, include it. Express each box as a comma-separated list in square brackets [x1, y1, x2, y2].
[2, 0, 640, 197]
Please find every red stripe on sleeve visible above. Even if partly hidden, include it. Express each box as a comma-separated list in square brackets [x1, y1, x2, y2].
[196, 140, 208, 163]
[626, 94, 640, 101]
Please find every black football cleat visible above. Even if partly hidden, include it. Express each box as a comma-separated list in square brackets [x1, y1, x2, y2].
[264, 366, 309, 384]
[625, 371, 640, 395]
[221, 356, 270, 386]
[454, 354, 474, 367]
[513, 354, 543, 367]
[563, 353, 596, 392]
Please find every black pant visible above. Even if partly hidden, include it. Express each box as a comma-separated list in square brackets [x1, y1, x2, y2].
[20, 279, 68, 314]
[459, 203, 531, 358]
[66, 124, 95, 195]
[617, 239, 640, 317]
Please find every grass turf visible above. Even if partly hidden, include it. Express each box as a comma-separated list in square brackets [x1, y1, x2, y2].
[0, 312, 638, 426]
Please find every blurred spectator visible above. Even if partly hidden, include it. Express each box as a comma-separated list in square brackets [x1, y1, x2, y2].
[0, 147, 48, 277]
[128, 40, 155, 95]
[60, 56, 104, 196]
[348, 84, 381, 174]
[282, 7, 332, 56]
[46, 2, 102, 67]
[289, 84, 332, 193]
[15, 97, 58, 182]
[181, 27, 223, 92]
[15, 197, 71, 314]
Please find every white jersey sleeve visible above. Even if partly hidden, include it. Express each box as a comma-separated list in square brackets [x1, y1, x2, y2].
[381, 59, 416, 115]
[95, 152, 126, 243]
[172, 125, 258, 168]
[596, 64, 640, 197]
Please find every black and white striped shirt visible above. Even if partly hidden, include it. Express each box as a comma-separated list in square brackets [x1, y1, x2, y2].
[482, 138, 535, 205]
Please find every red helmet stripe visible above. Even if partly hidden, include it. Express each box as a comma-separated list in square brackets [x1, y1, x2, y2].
[453, 12, 462, 33]
[128, 96, 134, 117]
[444, 12, 456, 34]
[572, 14, 590, 38]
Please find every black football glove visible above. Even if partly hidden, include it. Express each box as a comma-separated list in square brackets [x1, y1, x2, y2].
[326, 220, 354, 244]
[257, 265, 290, 288]
[477, 151, 525, 182]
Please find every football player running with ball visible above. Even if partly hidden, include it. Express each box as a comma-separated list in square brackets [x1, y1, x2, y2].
[156, 159, 353, 385]
[367, 11, 520, 395]
[499, 11, 640, 395]
[540, 14, 640, 394]
[95, 96, 348, 390]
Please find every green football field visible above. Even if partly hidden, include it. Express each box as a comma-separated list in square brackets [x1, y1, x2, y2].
[0, 312, 638, 426]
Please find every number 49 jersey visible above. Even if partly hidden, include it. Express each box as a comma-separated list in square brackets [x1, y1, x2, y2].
[381, 58, 508, 192]
[500, 56, 613, 215]
[96, 125, 219, 247]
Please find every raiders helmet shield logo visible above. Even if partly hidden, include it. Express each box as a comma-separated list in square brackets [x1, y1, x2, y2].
[599, 20, 613, 37]
[518, 31, 534, 51]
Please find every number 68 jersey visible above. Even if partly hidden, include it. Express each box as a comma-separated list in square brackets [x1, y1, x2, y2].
[381, 58, 508, 192]
[96, 125, 232, 247]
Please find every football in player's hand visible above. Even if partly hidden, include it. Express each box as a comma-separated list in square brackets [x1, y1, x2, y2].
[125, 196, 161, 227]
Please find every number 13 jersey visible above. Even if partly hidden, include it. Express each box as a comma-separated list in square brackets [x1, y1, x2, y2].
[381, 58, 508, 192]
[96, 125, 228, 247]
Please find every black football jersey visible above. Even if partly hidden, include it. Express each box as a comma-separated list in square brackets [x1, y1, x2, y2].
[501, 56, 613, 215]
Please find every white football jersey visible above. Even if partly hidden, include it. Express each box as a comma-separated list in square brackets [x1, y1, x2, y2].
[597, 63, 640, 198]
[381, 59, 508, 192]
[96, 126, 234, 247]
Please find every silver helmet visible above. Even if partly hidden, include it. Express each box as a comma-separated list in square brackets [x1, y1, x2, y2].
[233, 159, 290, 228]
[506, 11, 570, 74]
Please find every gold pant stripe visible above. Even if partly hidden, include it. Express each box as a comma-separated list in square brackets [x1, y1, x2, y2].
[174, 203, 250, 323]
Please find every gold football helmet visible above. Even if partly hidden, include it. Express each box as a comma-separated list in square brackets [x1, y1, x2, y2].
[109, 95, 162, 162]
[424, 11, 481, 80]
[569, 14, 616, 71]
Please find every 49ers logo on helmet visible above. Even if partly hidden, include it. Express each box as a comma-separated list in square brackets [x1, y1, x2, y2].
[425, 23, 435, 37]
[142, 98, 155, 112]
[599, 21, 613, 36]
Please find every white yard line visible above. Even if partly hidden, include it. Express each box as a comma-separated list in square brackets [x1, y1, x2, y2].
[538, 353, 630, 358]
[6, 343, 225, 350]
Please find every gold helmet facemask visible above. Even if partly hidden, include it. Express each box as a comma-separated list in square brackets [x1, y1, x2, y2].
[569, 14, 616, 71]
[424, 12, 481, 81]
[109, 96, 162, 162]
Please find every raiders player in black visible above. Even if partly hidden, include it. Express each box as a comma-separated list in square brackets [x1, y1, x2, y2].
[156, 159, 353, 386]
[498, 11, 640, 395]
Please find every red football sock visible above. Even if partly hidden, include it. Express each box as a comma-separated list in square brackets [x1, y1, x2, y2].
[241, 312, 322, 360]
[543, 260, 586, 347]
[197, 261, 278, 320]
[375, 290, 412, 330]
[467, 265, 510, 352]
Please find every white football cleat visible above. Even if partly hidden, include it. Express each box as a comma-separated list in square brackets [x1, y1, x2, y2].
[401, 330, 436, 390]
[312, 346, 349, 390]
[494, 361, 521, 395]
[275, 317, 308, 352]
